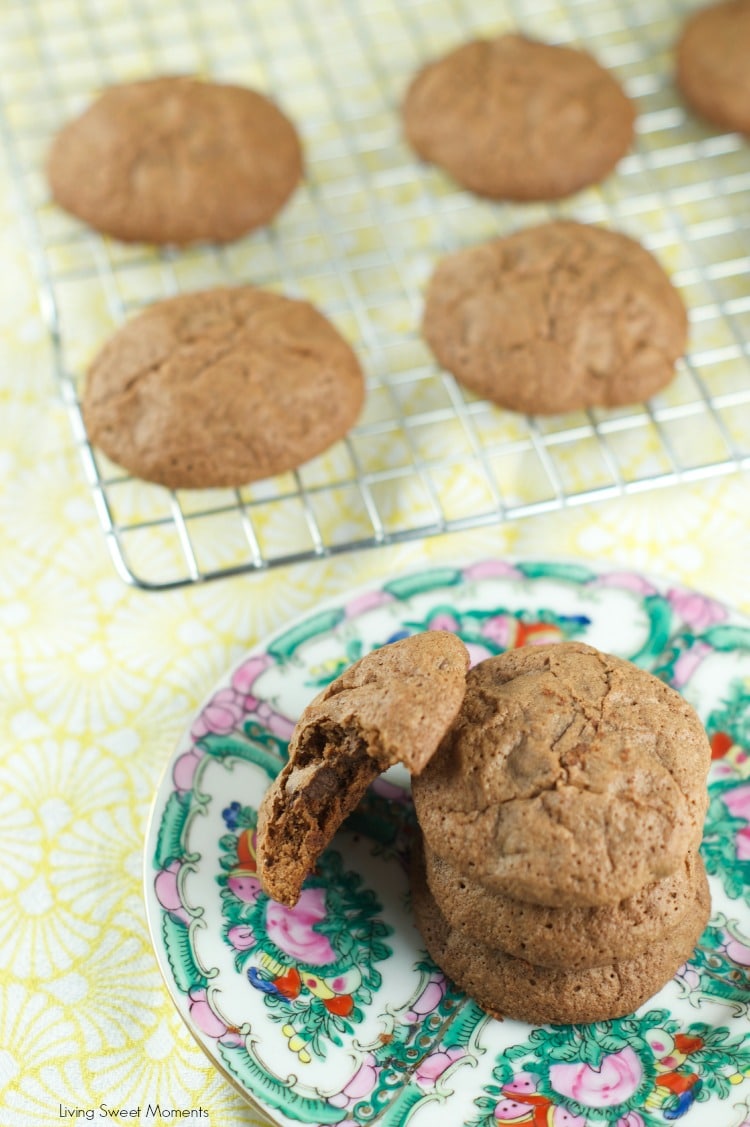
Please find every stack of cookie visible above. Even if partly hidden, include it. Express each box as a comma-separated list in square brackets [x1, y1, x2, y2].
[411, 641, 712, 1025]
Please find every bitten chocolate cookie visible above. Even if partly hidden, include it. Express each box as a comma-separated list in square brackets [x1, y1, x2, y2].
[412, 836, 710, 1025]
[412, 642, 710, 908]
[677, 1, 750, 136]
[423, 221, 688, 415]
[403, 34, 634, 200]
[82, 286, 364, 489]
[425, 845, 701, 969]
[257, 631, 469, 907]
[47, 77, 303, 244]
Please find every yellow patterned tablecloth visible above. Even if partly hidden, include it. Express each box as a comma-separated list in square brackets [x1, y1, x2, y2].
[2, 2, 750, 1125]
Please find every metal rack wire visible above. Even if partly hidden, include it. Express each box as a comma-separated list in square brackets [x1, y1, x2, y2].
[1, 0, 749, 589]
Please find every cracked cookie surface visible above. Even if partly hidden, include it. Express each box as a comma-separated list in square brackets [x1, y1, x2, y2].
[403, 34, 634, 200]
[47, 77, 303, 245]
[257, 631, 469, 907]
[412, 642, 710, 908]
[677, 0, 750, 136]
[82, 286, 365, 489]
[411, 834, 710, 1025]
[423, 221, 688, 415]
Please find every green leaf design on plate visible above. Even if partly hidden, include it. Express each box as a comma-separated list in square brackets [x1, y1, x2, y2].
[689, 921, 750, 1011]
[441, 1000, 485, 1051]
[384, 568, 462, 600]
[702, 779, 750, 901]
[376, 1085, 426, 1127]
[516, 560, 595, 583]
[631, 593, 673, 667]
[198, 730, 284, 779]
[153, 791, 191, 869]
[267, 608, 346, 661]
[704, 625, 750, 653]
[706, 679, 750, 750]
[218, 1042, 346, 1123]
[161, 913, 206, 995]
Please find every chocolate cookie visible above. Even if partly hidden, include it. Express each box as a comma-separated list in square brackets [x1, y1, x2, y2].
[257, 631, 469, 907]
[47, 77, 303, 244]
[82, 286, 364, 489]
[403, 34, 634, 200]
[423, 221, 688, 415]
[412, 642, 710, 908]
[412, 836, 710, 1025]
[677, 1, 750, 136]
[425, 845, 701, 970]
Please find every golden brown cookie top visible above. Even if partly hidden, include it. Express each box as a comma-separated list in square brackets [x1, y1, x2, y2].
[257, 631, 470, 907]
[423, 221, 687, 415]
[403, 34, 634, 200]
[82, 286, 364, 489]
[47, 76, 303, 244]
[677, 0, 750, 135]
[412, 642, 710, 908]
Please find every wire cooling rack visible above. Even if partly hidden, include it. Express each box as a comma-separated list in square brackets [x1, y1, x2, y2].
[1, 0, 749, 589]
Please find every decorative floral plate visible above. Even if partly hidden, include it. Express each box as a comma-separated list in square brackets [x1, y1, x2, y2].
[144, 559, 750, 1127]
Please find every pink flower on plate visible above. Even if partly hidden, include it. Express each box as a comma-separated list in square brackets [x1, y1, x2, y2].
[429, 613, 460, 632]
[227, 924, 256, 951]
[345, 591, 394, 618]
[552, 1110, 587, 1126]
[676, 962, 700, 991]
[172, 748, 204, 792]
[187, 987, 242, 1046]
[154, 862, 190, 926]
[192, 687, 244, 739]
[414, 1047, 465, 1089]
[549, 1046, 642, 1107]
[465, 642, 493, 668]
[464, 560, 522, 581]
[736, 825, 750, 861]
[724, 784, 750, 822]
[265, 886, 336, 965]
[480, 615, 512, 648]
[723, 937, 750, 966]
[668, 588, 726, 631]
[404, 973, 447, 1023]
[615, 1113, 645, 1127]
[328, 1053, 379, 1109]
[672, 641, 713, 689]
[502, 1073, 538, 1097]
[256, 701, 295, 741]
[231, 654, 271, 696]
[226, 873, 262, 903]
[494, 1097, 540, 1122]
[593, 571, 656, 595]
[188, 987, 228, 1039]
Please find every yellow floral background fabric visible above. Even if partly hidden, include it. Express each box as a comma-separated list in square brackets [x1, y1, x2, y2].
[1, 1, 750, 1124]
